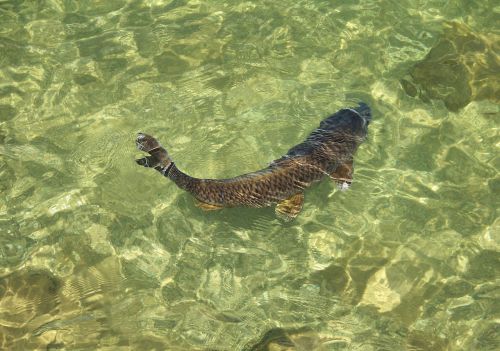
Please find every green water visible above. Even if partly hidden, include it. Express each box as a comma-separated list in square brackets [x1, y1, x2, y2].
[0, 0, 499, 350]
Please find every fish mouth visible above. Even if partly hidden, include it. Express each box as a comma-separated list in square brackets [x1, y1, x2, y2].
[345, 103, 371, 127]
[355, 102, 371, 124]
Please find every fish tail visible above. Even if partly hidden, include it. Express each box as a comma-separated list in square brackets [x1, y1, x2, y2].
[135, 133, 173, 173]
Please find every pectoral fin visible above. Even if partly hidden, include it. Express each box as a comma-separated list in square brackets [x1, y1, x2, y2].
[330, 161, 353, 191]
[275, 193, 304, 222]
[195, 199, 224, 211]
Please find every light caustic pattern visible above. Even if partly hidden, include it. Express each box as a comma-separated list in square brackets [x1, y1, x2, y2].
[0, 0, 498, 350]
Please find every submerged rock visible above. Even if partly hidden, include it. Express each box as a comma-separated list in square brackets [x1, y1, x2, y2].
[244, 328, 296, 351]
[244, 327, 348, 351]
[401, 22, 499, 111]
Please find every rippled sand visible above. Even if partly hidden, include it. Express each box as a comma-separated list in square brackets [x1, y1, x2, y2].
[0, 0, 499, 350]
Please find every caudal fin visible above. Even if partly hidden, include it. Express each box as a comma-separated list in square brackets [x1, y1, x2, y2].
[135, 133, 172, 169]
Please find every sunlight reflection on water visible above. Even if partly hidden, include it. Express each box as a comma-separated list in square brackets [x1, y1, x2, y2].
[0, 0, 498, 350]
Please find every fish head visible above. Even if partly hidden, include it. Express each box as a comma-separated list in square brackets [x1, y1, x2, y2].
[320, 103, 371, 136]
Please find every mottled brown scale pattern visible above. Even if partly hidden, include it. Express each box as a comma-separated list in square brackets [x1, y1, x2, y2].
[135, 103, 371, 218]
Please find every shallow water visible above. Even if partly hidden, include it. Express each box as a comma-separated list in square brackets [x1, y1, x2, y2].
[0, 0, 499, 350]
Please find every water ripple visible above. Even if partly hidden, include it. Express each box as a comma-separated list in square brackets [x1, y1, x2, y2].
[0, 1, 498, 350]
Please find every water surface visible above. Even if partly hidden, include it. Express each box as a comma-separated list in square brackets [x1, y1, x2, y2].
[0, 0, 499, 350]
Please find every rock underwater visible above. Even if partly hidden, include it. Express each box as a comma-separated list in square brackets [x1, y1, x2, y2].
[401, 21, 499, 111]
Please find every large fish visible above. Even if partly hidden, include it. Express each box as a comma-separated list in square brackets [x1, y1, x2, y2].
[136, 102, 371, 221]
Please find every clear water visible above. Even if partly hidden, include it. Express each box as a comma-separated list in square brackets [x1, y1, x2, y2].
[0, 0, 499, 350]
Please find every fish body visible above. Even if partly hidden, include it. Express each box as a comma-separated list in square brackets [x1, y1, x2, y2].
[136, 103, 371, 220]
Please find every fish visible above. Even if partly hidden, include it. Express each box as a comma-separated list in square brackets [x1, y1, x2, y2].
[135, 102, 371, 221]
